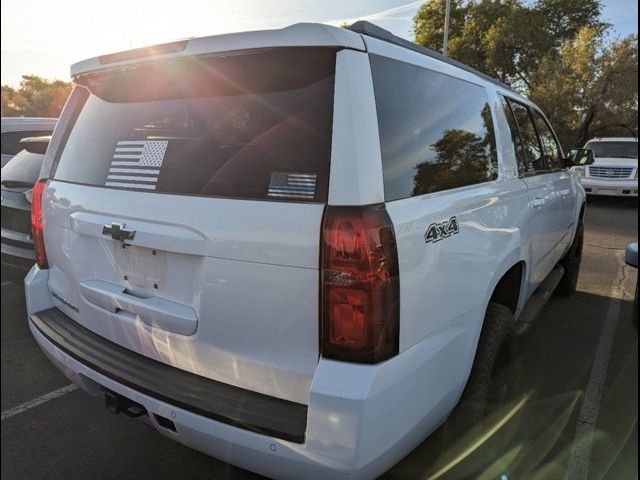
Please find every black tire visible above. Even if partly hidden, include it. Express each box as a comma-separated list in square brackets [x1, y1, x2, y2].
[445, 303, 517, 438]
[556, 219, 584, 296]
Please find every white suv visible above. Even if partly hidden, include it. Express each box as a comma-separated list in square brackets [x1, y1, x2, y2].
[574, 137, 638, 197]
[25, 21, 585, 480]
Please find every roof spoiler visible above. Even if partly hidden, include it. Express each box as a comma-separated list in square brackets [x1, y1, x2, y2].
[346, 20, 514, 92]
[98, 40, 189, 65]
[20, 135, 51, 155]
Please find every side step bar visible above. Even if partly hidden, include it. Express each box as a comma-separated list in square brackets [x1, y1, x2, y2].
[516, 265, 565, 336]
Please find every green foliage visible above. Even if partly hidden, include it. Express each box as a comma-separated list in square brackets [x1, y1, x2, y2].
[530, 29, 638, 147]
[412, 0, 637, 147]
[1, 75, 72, 118]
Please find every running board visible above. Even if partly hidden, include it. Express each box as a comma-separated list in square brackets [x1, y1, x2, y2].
[516, 265, 565, 336]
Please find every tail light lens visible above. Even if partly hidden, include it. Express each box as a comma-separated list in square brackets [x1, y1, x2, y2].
[320, 204, 399, 363]
[31, 179, 49, 269]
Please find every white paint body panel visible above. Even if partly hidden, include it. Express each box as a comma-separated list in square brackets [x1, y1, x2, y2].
[41, 181, 323, 404]
[26, 22, 586, 480]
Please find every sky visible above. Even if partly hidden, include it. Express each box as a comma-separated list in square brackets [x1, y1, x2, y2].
[1, 0, 638, 86]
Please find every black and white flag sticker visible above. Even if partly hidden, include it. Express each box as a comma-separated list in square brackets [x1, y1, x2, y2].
[106, 140, 168, 190]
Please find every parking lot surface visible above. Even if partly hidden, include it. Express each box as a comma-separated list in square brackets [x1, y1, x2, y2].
[2, 196, 637, 480]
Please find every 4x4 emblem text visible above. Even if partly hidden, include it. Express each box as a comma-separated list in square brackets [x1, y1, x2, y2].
[424, 216, 460, 244]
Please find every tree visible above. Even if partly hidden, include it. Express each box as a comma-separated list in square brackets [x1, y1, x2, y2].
[1, 75, 72, 118]
[412, 0, 637, 148]
[530, 29, 638, 147]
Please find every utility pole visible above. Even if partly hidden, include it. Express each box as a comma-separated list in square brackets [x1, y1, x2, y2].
[443, 0, 451, 56]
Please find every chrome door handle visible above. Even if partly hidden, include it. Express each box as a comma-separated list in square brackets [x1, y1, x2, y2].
[532, 198, 546, 208]
[559, 189, 571, 197]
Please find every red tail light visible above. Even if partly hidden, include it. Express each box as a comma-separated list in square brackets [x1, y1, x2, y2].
[31, 179, 49, 269]
[320, 204, 399, 363]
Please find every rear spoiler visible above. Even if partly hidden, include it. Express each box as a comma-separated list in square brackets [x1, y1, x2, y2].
[70, 23, 365, 78]
[20, 135, 51, 155]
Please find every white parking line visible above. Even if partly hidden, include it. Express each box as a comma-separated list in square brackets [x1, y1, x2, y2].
[564, 252, 628, 480]
[1, 384, 78, 421]
[1, 281, 12, 287]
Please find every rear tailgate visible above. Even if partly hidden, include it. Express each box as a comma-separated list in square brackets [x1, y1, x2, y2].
[41, 48, 337, 405]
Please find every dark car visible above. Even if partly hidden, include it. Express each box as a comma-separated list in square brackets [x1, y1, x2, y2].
[1, 136, 50, 282]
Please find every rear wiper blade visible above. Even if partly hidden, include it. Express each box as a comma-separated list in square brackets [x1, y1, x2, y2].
[1, 180, 34, 189]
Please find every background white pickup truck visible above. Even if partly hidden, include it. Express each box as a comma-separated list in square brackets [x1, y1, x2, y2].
[574, 137, 638, 197]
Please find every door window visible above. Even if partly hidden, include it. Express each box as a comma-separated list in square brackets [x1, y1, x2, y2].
[500, 96, 527, 176]
[533, 111, 563, 170]
[507, 100, 546, 174]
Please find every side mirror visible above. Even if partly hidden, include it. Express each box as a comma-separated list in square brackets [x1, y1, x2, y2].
[568, 148, 595, 166]
[19, 135, 51, 155]
[625, 243, 638, 268]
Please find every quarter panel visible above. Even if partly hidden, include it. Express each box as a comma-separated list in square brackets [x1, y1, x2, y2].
[386, 181, 530, 351]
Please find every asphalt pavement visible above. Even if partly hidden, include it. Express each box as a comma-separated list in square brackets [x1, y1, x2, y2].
[1, 195, 637, 480]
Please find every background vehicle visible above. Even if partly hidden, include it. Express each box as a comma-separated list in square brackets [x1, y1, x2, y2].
[1, 136, 51, 282]
[1, 117, 56, 167]
[572, 137, 638, 196]
[24, 21, 585, 480]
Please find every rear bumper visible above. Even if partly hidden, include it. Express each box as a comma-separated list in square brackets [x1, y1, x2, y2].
[26, 266, 477, 480]
[30, 307, 307, 443]
[580, 178, 638, 196]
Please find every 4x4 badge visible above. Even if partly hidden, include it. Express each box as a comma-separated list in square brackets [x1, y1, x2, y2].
[424, 216, 460, 244]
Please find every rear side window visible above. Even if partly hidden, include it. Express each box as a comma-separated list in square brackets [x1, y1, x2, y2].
[507, 100, 545, 173]
[500, 96, 527, 176]
[533, 111, 562, 170]
[1, 130, 53, 156]
[370, 55, 498, 201]
[53, 48, 336, 202]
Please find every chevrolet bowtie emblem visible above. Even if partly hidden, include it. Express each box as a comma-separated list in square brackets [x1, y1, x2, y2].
[102, 222, 136, 242]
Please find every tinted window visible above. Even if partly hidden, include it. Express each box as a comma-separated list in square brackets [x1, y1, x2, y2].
[507, 100, 545, 173]
[533, 111, 562, 170]
[584, 141, 638, 159]
[371, 55, 498, 201]
[53, 48, 336, 202]
[500, 96, 527, 175]
[1, 130, 53, 156]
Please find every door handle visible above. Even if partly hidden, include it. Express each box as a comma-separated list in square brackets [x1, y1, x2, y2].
[559, 189, 571, 197]
[532, 198, 546, 208]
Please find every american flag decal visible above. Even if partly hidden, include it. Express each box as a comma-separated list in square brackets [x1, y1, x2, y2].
[268, 172, 317, 200]
[105, 140, 168, 190]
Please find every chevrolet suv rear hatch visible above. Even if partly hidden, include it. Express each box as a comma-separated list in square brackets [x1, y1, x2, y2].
[42, 48, 337, 405]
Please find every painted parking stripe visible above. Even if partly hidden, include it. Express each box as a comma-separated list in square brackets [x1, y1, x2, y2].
[1, 281, 12, 287]
[564, 251, 629, 480]
[1, 384, 78, 421]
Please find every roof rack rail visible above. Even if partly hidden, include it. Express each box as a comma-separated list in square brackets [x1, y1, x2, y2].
[346, 20, 514, 92]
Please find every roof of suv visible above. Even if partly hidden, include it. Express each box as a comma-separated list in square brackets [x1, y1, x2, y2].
[69, 21, 514, 93]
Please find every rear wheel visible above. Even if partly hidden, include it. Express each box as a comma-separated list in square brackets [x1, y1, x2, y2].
[556, 219, 584, 296]
[445, 303, 517, 438]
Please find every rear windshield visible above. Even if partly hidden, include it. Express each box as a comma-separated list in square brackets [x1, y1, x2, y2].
[584, 141, 638, 159]
[53, 48, 337, 202]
